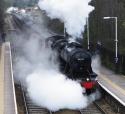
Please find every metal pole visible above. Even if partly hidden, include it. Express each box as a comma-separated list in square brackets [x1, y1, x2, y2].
[64, 24, 66, 37]
[103, 16, 118, 63]
[115, 17, 118, 63]
[87, 17, 90, 50]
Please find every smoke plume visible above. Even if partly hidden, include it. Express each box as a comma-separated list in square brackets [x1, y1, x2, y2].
[9, 11, 90, 111]
[38, 0, 94, 38]
[8, 0, 99, 111]
[27, 70, 88, 111]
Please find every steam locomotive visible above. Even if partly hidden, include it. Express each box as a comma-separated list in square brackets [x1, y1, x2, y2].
[46, 35, 97, 94]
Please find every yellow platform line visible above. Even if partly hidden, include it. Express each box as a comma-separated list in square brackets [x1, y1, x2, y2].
[98, 74, 125, 96]
[0, 44, 5, 114]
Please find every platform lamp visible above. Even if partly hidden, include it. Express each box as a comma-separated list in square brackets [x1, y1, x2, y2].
[86, 17, 90, 50]
[103, 16, 118, 63]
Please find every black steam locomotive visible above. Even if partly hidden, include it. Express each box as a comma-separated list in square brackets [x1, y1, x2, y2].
[46, 35, 97, 94]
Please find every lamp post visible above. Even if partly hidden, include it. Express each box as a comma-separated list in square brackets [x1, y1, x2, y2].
[103, 16, 118, 63]
[64, 24, 66, 37]
[86, 17, 90, 50]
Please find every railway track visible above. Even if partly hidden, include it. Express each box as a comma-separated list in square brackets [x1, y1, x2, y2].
[21, 84, 112, 114]
[16, 80, 124, 114]
[25, 94, 52, 114]
[24, 92, 106, 114]
[17, 78, 121, 114]
[24, 94, 104, 114]
[80, 103, 104, 114]
[20, 84, 52, 114]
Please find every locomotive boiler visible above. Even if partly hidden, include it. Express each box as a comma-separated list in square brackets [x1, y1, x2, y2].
[46, 35, 97, 94]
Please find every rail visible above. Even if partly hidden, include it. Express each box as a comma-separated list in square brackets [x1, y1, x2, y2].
[80, 102, 106, 114]
[20, 83, 29, 114]
[21, 85, 124, 114]
[21, 83, 118, 114]
[94, 101, 107, 114]
[21, 87, 52, 114]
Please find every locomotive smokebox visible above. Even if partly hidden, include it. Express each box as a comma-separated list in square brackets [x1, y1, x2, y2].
[60, 42, 92, 77]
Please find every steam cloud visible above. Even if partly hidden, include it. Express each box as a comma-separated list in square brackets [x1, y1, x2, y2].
[27, 70, 88, 111]
[9, 0, 99, 112]
[38, 0, 94, 38]
[10, 12, 90, 111]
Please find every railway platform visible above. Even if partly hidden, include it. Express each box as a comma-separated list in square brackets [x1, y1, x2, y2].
[0, 43, 4, 114]
[0, 42, 17, 114]
[97, 67, 125, 106]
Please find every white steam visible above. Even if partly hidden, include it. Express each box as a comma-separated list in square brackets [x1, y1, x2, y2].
[14, 30, 88, 111]
[9, 1, 100, 111]
[92, 55, 114, 75]
[27, 70, 88, 111]
[23, 37, 89, 111]
[92, 55, 101, 74]
[38, 0, 94, 38]
[10, 11, 90, 111]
